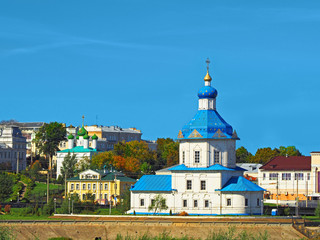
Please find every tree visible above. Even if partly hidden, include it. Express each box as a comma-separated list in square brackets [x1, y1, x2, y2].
[91, 151, 114, 169]
[156, 138, 179, 168]
[253, 147, 280, 164]
[60, 152, 77, 180]
[278, 146, 302, 157]
[33, 122, 66, 177]
[29, 160, 42, 180]
[75, 156, 91, 172]
[236, 147, 253, 163]
[148, 194, 168, 214]
[0, 173, 14, 202]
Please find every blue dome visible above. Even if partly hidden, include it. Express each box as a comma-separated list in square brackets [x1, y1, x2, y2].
[198, 86, 218, 99]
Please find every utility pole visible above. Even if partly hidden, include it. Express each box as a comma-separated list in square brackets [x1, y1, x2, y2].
[16, 152, 19, 174]
[276, 175, 279, 210]
[306, 178, 308, 208]
[47, 171, 49, 203]
[65, 172, 67, 198]
[296, 174, 299, 216]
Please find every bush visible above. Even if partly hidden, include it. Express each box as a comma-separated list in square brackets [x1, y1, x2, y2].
[284, 208, 290, 216]
[177, 211, 189, 216]
[4, 205, 11, 214]
[315, 204, 320, 217]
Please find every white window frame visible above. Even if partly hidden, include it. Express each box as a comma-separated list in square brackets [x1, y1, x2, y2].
[200, 180, 206, 190]
[194, 151, 200, 163]
[214, 150, 220, 164]
[186, 180, 192, 190]
[227, 198, 231, 206]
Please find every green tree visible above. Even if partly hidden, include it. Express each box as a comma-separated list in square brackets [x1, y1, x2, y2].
[278, 146, 302, 157]
[253, 147, 280, 164]
[156, 138, 179, 168]
[75, 156, 91, 172]
[60, 152, 77, 181]
[91, 151, 114, 169]
[236, 146, 253, 163]
[0, 173, 14, 201]
[118, 188, 131, 214]
[33, 122, 66, 177]
[148, 194, 168, 214]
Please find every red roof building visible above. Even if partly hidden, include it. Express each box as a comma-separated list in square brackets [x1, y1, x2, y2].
[260, 156, 311, 171]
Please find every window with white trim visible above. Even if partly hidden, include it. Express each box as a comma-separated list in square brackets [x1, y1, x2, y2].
[183, 200, 187, 207]
[205, 200, 209, 208]
[245, 198, 248, 207]
[182, 151, 185, 164]
[104, 183, 108, 190]
[140, 199, 145, 206]
[93, 183, 96, 190]
[227, 198, 231, 206]
[194, 200, 198, 208]
[269, 173, 278, 180]
[186, 180, 192, 190]
[257, 198, 260, 206]
[195, 151, 200, 163]
[214, 150, 220, 164]
[71, 183, 74, 190]
[295, 173, 304, 181]
[282, 173, 291, 181]
[82, 184, 86, 190]
[76, 184, 79, 190]
[88, 183, 91, 190]
[307, 173, 310, 181]
[201, 180, 206, 190]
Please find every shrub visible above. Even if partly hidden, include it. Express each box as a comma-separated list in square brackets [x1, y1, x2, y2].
[284, 208, 290, 216]
[0, 204, 2, 212]
[169, 209, 172, 216]
[315, 204, 320, 218]
[4, 205, 11, 214]
[177, 211, 189, 216]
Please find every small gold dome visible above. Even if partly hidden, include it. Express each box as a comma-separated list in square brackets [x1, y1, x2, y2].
[204, 71, 212, 81]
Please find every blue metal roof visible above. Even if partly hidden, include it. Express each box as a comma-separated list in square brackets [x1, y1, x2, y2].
[58, 146, 98, 153]
[131, 175, 172, 192]
[178, 110, 237, 140]
[168, 164, 246, 172]
[217, 176, 265, 192]
[198, 86, 218, 99]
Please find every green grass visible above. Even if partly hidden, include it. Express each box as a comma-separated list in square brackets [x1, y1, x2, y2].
[31, 183, 61, 195]
[302, 216, 320, 222]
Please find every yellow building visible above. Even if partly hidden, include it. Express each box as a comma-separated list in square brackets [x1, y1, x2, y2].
[67, 169, 136, 205]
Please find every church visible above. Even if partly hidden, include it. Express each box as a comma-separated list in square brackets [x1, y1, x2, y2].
[129, 60, 265, 215]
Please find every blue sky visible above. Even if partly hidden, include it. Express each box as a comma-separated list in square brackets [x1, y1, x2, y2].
[0, 0, 319, 155]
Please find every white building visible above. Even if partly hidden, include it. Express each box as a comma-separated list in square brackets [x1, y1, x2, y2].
[129, 60, 264, 215]
[0, 125, 27, 171]
[56, 126, 98, 178]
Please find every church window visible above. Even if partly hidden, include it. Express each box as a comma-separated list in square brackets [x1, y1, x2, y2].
[214, 150, 220, 164]
[227, 198, 231, 206]
[183, 200, 187, 207]
[140, 199, 144, 206]
[194, 200, 198, 208]
[182, 151, 185, 163]
[195, 151, 200, 163]
[201, 181, 206, 190]
[186, 180, 192, 190]
[151, 199, 155, 206]
[245, 198, 248, 207]
[205, 200, 209, 208]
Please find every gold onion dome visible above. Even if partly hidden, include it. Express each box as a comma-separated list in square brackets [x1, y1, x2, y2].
[204, 71, 212, 81]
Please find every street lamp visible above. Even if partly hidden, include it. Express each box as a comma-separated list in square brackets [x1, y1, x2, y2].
[72, 200, 74, 215]
[68, 197, 71, 214]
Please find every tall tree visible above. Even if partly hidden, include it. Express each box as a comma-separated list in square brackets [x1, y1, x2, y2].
[0, 173, 14, 202]
[33, 122, 66, 177]
[60, 152, 77, 180]
[278, 146, 302, 157]
[156, 138, 179, 168]
[91, 151, 114, 169]
[236, 146, 253, 163]
[253, 147, 280, 164]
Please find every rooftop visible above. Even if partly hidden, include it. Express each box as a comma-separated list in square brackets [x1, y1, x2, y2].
[168, 164, 245, 172]
[58, 146, 98, 153]
[260, 156, 311, 171]
[131, 175, 172, 192]
[217, 176, 265, 192]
